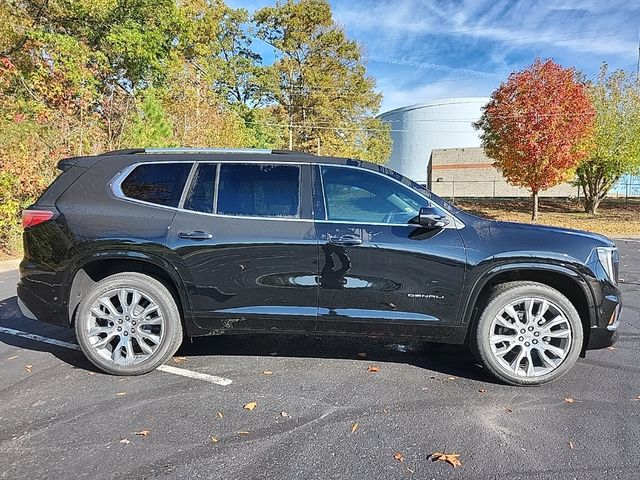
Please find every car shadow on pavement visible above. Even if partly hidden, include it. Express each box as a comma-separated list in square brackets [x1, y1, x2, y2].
[0, 294, 497, 384]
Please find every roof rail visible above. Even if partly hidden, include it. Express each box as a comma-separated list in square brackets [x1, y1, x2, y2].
[98, 147, 315, 156]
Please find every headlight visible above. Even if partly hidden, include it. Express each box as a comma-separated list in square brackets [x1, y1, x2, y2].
[596, 247, 619, 285]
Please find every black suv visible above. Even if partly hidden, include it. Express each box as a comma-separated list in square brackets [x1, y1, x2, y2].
[17, 148, 621, 385]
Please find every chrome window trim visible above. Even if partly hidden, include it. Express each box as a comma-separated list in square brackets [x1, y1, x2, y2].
[178, 163, 199, 210]
[110, 159, 464, 228]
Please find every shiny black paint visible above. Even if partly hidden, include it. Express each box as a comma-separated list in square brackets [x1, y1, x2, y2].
[17, 151, 621, 351]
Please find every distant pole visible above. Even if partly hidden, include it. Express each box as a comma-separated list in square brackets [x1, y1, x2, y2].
[317, 137, 320, 156]
[288, 126, 293, 150]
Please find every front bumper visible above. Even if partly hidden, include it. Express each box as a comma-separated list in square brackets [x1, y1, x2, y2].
[585, 289, 621, 350]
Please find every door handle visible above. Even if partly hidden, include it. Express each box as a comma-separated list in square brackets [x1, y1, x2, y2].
[178, 230, 213, 240]
[327, 234, 362, 246]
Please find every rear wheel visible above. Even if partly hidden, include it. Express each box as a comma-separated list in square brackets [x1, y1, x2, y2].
[473, 281, 583, 386]
[75, 272, 183, 375]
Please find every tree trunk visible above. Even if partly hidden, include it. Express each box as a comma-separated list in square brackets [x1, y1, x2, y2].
[531, 191, 539, 221]
[584, 196, 601, 215]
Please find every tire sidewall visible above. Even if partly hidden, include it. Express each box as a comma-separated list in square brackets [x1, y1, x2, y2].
[75, 273, 181, 375]
[476, 284, 583, 386]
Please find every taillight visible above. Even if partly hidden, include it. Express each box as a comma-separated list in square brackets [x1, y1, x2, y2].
[22, 209, 55, 229]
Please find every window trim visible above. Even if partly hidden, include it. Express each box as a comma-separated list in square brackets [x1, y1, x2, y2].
[110, 160, 462, 228]
[114, 161, 194, 209]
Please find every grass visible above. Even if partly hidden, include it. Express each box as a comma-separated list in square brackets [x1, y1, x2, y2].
[455, 197, 640, 237]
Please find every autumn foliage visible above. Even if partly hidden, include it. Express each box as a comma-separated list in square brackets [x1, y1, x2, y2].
[476, 59, 595, 220]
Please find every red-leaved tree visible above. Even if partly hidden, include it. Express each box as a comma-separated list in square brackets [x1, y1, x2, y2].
[475, 59, 595, 220]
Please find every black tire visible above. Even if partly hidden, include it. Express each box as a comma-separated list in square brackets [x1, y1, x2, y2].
[75, 272, 183, 375]
[473, 281, 583, 386]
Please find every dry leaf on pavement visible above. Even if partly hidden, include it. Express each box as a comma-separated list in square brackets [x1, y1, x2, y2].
[564, 397, 575, 403]
[119, 438, 130, 445]
[351, 422, 359, 433]
[7, 355, 18, 360]
[243, 402, 257, 411]
[367, 364, 380, 373]
[569, 440, 575, 449]
[429, 452, 462, 468]
[25, 365, 32, 373]
[262, 370, 273, 375]
[88, 372, 97, 376]
[237, 431, 250, 435]
[447, 376, 456, 381]
[216, 411, 224, 418]
[478, 388, 487, 394]
[505, 407, 513, 413]
[393, 452, 404, 462]
[115, 392, 127, 397]
[172, 356, 187, 363]
[210, 435, 218, 444]
[134, 430, 150, 437]
[281, 411, 291, 418]
[607, 346, 615, 351]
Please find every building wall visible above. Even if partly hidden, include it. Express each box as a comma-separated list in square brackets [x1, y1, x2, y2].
[378, 98, 490, 184]
[429, 147, 578, 198]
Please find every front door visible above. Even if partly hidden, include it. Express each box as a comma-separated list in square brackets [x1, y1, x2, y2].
[166, 161, 318, 333]
[314, 164, 466, 339]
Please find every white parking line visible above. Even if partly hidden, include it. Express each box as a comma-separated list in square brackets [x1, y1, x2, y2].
[0, 326, 233, 386]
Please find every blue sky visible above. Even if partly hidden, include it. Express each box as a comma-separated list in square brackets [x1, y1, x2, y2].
[228, 0, 640, 113]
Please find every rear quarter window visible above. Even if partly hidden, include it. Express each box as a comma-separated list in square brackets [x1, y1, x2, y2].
[120, 163, 192, 207]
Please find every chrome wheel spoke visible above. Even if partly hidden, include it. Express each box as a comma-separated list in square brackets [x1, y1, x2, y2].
[84, 286, 164, 366]
[490, 296, 572, 378]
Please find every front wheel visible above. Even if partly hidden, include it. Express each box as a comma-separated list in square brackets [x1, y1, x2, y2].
[75, 272, 183, 375]
[473, 281, 583, 386]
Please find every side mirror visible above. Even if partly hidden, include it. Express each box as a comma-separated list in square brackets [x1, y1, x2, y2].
[417, 206, 450, 228]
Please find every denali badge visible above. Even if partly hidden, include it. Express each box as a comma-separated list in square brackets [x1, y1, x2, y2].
[408, 293, 445, 299]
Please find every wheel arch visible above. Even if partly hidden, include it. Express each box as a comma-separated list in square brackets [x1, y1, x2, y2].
[462, 263, 595, 352]
[65, 252, 192, 329]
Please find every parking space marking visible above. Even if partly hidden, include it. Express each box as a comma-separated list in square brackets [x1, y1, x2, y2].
[0, 326, 81, 351]
[157, 365, 233, 386]
[0, 326, 233, 386]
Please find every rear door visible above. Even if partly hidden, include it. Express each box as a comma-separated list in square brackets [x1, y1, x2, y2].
[313, 164, 466, 339]
[166, 161, 318, 333]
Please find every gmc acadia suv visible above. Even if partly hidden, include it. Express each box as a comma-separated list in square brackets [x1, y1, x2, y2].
[17, 148, 622, 385]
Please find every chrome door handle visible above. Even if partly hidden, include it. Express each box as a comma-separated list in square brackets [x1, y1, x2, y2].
[327, 234, 362, 246]
[178, 231, 213, 240]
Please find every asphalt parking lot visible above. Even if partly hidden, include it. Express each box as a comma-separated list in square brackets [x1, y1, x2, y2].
[1, 239, 639, 480]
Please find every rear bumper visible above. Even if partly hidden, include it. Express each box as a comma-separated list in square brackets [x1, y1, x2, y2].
[17, 279, 68, 327]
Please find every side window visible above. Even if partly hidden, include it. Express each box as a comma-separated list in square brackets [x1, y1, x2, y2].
[217, 164, 300, 218]
[320, 166, 430, 224]
[183, 163, 217, 213]
[120, 163, 191, 208]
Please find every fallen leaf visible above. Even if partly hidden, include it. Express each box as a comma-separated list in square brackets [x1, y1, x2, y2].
[478, 388, 487, 394]
[262, 370, 273, 375]
[237, 431, 250, 435]
[405, 467, 415, 474]
[351, 422, 359, 433]
[25, 365, 32, 373]
[115, 392, 127, 397]
[447, 376, 456, 381]
[119, 438, 130, 445]
[393, 452, 404, 462]
[505, 407, 513, 413]
[356, 352, 367, 358]
[367, 364, 380, 373]
[429, 452, 462, 468]
[636, 396, 640, 401]
[216, 411, 224, 419]
[569, 440, 575, 450]
[210, 435, 218, 444]
[607, 346, 615, 351]
[243, 402, 257, 411]
[7, 355, 18, 360]
[88, 372, 97, 376]
[564, 397, 575, 404]
[281, 411, 291, 418]
[172, 356, 187, 363]
[134, 430, 150, 437]
[383, 408, 389, 415]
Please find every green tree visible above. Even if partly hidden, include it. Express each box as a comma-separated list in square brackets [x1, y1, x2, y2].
[123, 89, 173, 147]
[254, 0, 391, 161]
[576, 64, 640, 214]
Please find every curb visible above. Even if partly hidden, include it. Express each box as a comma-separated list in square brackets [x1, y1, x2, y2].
[0, 258, 20, 273]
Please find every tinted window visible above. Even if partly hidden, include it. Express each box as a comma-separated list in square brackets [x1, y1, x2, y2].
[321, 166, 430, 224]
[183, 163, 217, 213]
[217, 164, 300, 217]
[121, 163, 191, 207]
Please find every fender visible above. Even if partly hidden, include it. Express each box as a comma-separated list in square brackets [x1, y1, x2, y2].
[460, 261, 597, 328]
[63, 249, 193, 327]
